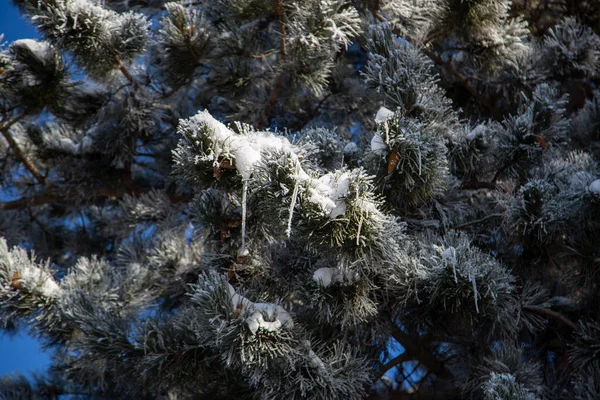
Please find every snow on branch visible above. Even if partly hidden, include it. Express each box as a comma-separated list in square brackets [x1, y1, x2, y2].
[0, 238, 62, 300]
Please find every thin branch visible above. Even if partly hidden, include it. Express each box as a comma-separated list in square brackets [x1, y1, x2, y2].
[0, 112, 50, 187]
[523, 305, 579, 331]
[261, 72, 285, 128]
[0, 187, 122, 211]
[294, 93, 333, 131]
[275, 0, 287, 65]
[160, 85, 183, 99]
[390, 325, 453, 380]
[373, 353, 414, 383]
[0, 184, 192, 211]
[423, 49, 493, 112]
[0, 112, 26, 134]
[116, 56, 140, 90]
[451, 213, 504, 230]
[251, 49, 278, 59]
[258, 0, 287, 129]
[459, 179, 498, 190]
[372, 9, 386, 23]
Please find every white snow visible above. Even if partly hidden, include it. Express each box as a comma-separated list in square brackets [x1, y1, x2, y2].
[66, 0, 118, 32]
[252, 302, 293, 331]
[227, 283, 253, 310]
[569, 171, 591, 188]
[237, 247, 250, 258]
[466, 124, 485, 141]
[227, 283, 293, 334]
[58, 138, 78, 153]
[313, 267, 336, 287]
[235, 144, 261, 180]
[309, 175, 337, 213]
[16, 266, 62, 298]
[307, 172, 351, 218]
[307, 349, 327, 374]
[375, 106, 395, 123]
[312, 267, 357, 288]
[343, 142, 358, 154]
[188, 110, 293, 180]
[246, 312, 281, 333]
[80, 136, 93, 152]
[51, 136, 92, 154]
[589, 179, 600, 195]
[12, 39, 53, 61]
[370, 134, 387, 152]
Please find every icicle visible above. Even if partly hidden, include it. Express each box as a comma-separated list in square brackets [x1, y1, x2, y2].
[471, 273, 479, 313]
[451, 255, 457, 284]
[355, 186, 363, 245]
[286, 166, 300, 238]
[241, 180, 248, 252]
[417, 144, 422, 176]
[442, 247, 458, 283]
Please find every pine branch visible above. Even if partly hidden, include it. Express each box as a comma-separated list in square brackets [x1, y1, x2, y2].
[371, 10, 493, 114]
[0, 112, 50, 187]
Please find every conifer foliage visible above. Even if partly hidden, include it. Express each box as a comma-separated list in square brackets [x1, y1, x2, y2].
[1, 0, 600, 398]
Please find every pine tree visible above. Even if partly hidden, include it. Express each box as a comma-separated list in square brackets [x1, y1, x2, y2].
[1, 0, 600, 398]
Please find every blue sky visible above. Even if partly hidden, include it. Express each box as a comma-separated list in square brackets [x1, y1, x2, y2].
[0, 331, 51, 379]
[0, 0, 52, 379]
[0, 0, 38, 43]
